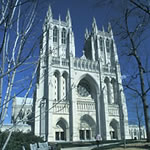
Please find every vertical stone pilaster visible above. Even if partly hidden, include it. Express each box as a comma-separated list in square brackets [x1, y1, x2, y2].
[115, 63, 130, 140]
[47, 51, 54, 141]
[69, 56, 78, 141]
[59, 75, 62, 100]
[96, 36, 100, 60]
[96, 93, 101, 134]
[91, 36, 95, 61]
[58, 26, 62, 57]
[103, 38, 107, 64]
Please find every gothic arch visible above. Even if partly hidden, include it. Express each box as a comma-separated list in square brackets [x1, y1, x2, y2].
[53, 26, 58, 43]
[106, 38, 110, 52]
[79, 114, 96, 140]
[104, 77, 111, 104]
[109, 119, 120, 140]
[53, 70, 60, 76]
[53, 70, 61, 101]
[77, 74, 99, 97]
[111, 78, 117, 104]
[99, 37, 104, 51]
[56, 117, 69, 128]
[55, 117, 69, 141]
[62, 71, 69, 101]
[80, 114, 96, 127]
[61, 28, 66, 44]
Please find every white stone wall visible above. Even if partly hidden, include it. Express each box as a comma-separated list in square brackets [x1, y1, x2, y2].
[12, 97, 33, 125]
[129, 125, 147, 140]
[34, 6, 130, 142]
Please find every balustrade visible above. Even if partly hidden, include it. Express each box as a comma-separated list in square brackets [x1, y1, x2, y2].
[108, 105, 119, 116]
[53, 102, 69, 113]
[77, 101, 95, 112]
[51, 57, 115, 74]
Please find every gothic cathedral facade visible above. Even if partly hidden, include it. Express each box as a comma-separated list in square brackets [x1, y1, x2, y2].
[33, 6, 130, 142]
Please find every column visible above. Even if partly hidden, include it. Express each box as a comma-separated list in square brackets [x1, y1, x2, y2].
[96, 93, 101, 135]
[59, 75, 62, 101]
[69, 55, 78, 141]
[66, 76, 69, 101]
[84, 130, 86, 140]
[97, 36, 100, 59]
[103, 38, 107, 64]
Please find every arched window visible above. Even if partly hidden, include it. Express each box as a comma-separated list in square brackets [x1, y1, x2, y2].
[109, 119, 119, 139]
[77, 79, 91, 97]
[62, 72, 68, 101]
[61, 28, 66, 44]
[54, 71, 60, 101]
[111, 78, 117, 104]
[106, 39, 110, 52]
[53, 26, 58, 42]
[104, 77, 111, 104]
[55, 118, 68, 141]
[99, 37, 104, 51]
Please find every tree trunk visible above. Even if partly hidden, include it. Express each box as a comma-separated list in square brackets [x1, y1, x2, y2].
[136, 53, 150, 142]
[143, 99, 150, 141]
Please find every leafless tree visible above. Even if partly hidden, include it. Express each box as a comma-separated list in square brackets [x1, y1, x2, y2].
[127, 94, 144, 139]
[94, 0, 150, 141]
[0, 0, 43, 149]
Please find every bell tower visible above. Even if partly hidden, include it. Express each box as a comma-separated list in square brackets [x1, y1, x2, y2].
[42, 6, 75, 59]
[84, 18, 118, 68]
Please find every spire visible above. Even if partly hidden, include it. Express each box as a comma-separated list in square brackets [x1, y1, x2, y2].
[46, 5, 53, 21]
[66, 9, 72, 27]
[102, 26, 105, 32]
[59, 14, 61, 24]
[81, 50, 86, 59]
[85, 28, 89, 40]
[108, 22, 113, 36]
[92, 17, 98, 34]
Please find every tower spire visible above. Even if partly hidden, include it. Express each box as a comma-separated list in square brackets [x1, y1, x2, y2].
[102, 26, 105, 32]
[66, 9, 72, 27]
[59, 14, 61, 24]
[92, 17, 98, 34]
[46, 5, 53, 22]
[85, 28, 89, 40]
[108, 22, 113, 36]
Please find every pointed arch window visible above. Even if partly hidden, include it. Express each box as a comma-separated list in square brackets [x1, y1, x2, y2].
[99, 37, 104, 51]
[62, 72, 69, 101]
[104, 77, 111, 104]
[53, 26, 58, 42]
[61, 28, 66, 44]
[106, 39, 110, 52]
[54, 71, 60, 101]
[111, 78, 118, 104]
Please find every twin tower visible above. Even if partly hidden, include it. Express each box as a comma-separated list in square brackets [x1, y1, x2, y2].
[33, 6, 130, 142]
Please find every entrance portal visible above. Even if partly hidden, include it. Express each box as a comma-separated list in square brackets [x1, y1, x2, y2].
[55, 118, 68, 141]
[79, 115, 96, 140]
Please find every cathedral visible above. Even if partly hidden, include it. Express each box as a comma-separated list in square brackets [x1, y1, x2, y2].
[33, 6, 130, 142]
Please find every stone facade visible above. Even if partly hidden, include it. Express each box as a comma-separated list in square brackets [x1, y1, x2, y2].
[129, 125, 147, 140]
[33, 6, 130, 142]
[1, 124, 31, 133]
[11, 97, 33, 125]
[0, 97, 33, 133]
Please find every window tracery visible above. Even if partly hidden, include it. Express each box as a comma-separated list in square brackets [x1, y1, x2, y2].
[61, 28, 66, 44]
[53, 26, 58, 42]
[106, 39, 110, 52]
[77, 80, 91, 97]
[99, 37, 104, 51]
